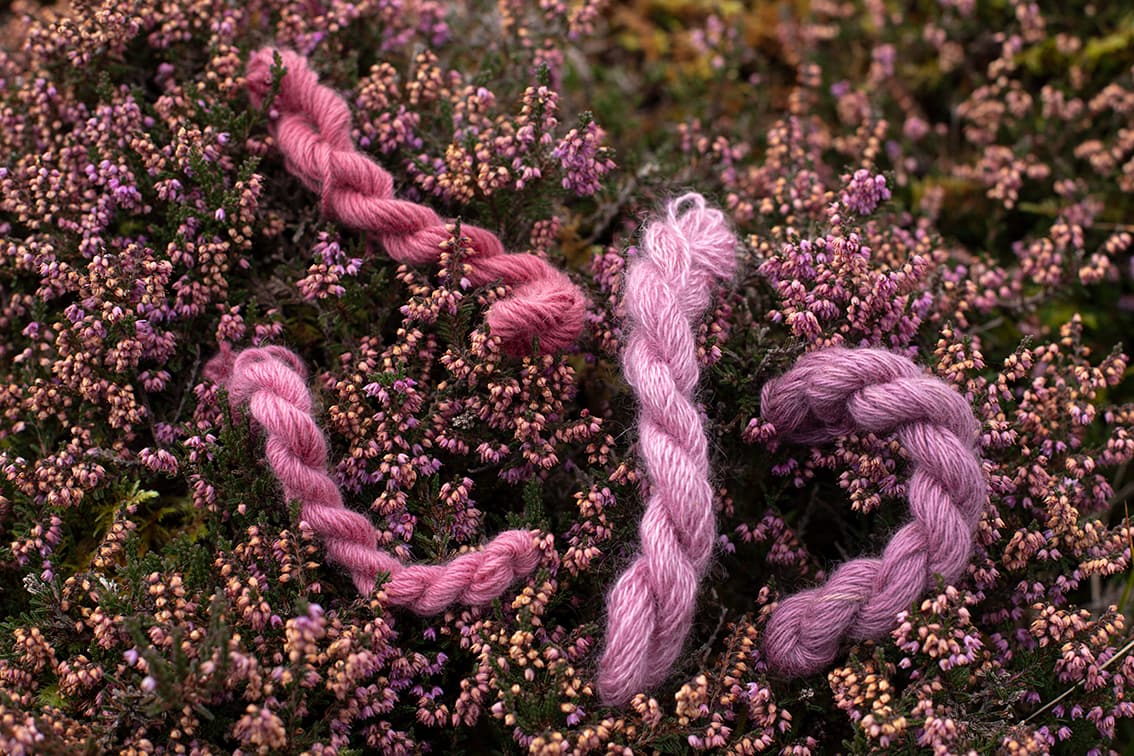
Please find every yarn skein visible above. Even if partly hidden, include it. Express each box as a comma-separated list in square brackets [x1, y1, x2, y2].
[203, 343, 542, 614]
[596, 193, 737, 706]
[759, 347, 987, 677]
[244, 47, 587, 356]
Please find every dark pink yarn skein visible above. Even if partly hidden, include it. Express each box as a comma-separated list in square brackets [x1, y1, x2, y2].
[244, 47, 587, 356]
[203, 344, 542, 613]
[759, 347, 988, 677]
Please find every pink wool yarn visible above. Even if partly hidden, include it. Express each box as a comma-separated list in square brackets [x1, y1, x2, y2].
[596, 194, 737, 706]
[759, 347, 987, 677]
[244, 47, 587, 356]
[203, 343, 542, 613]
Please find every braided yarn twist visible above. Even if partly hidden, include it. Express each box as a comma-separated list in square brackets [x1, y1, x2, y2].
[203, 344, 541, 614]
[596, 194, 737, 706]
[759, 347, 987, 677]
[245, 47, 587, 356]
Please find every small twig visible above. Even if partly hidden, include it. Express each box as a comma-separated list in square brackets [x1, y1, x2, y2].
[173, 347, 203, 425]
[1107, 481, 1134, 509]
[83, 447, 144, 468]
[972, 316, 1005, 335]
[1021, 634, 1134, 726]
[1118, 501, 1134, 613]
[1106, 458, 1133, 508]
[580, 168, 647, 247]
[699, 587, 729, 668]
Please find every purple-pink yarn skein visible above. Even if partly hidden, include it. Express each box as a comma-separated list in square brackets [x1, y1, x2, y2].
[596, 193, 737, 706]
[203, 344, 542, 614]
[759, 347, 988, 677]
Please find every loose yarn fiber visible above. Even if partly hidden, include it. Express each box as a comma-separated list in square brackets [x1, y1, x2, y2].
[759, 347, 987, 677]
[596, 193, 737, 706]
[244, 47, 587, 356]
[203, 344, 541, 613]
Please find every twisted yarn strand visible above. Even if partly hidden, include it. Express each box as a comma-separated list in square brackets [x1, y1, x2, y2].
[759, 347, 987, 677]
[596, 194, 737, 706]
[203, 344, 541, 614]
[245, 47, 587, 355]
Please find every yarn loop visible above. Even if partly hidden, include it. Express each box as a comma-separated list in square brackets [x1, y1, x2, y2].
[759, 347, 987, 677]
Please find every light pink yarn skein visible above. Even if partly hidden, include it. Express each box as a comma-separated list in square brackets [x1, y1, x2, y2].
[596, 193, 737, 706]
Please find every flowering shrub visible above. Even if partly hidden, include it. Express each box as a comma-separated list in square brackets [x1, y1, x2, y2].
[1, 0, 1134, 753]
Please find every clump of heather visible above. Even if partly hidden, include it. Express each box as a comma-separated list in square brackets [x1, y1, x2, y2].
[3, 0, 1134, 753]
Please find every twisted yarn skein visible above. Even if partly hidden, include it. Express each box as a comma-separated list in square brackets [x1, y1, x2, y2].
[203, 343, 541, 614]
[244, 47, 587, 356]
[596, 194, 737, 706]
[759, 347, 987, 677]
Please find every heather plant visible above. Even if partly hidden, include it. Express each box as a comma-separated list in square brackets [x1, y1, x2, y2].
[3, 0, 1134, 754]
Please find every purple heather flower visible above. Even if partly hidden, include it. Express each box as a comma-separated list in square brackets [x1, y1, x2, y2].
[551, 121, 615, 196]
[840, 170, 891, 215]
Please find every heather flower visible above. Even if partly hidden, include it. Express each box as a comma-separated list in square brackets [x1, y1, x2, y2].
[840, 169, 891, 215]
[296, 231, 363, 300]
[551, 119, 616, 196]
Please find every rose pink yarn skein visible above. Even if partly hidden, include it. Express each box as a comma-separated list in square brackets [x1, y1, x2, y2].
[244, 47, 587, 356]
[759, 347, 988, 677]
[203, 343, 541, 613]
[596, 193, 737, 706]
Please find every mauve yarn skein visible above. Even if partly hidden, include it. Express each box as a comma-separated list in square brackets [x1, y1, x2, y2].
[203, 344, 541, 613]
[759, 347, 988, 677]
[244, 47, 587, 356]
[596, 194, 737, 706]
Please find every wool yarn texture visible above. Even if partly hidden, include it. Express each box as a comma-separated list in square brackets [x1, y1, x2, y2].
[202, 343, 541, 614]
[244, 47, 587, 356]
[596, 193, 737, 707]
[759, 347, 988, 677]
